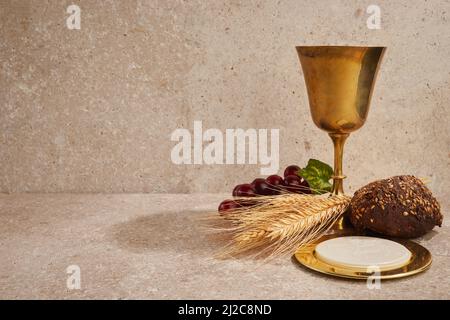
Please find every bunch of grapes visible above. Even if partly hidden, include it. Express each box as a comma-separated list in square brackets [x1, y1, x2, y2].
[218, 165, 311, 213]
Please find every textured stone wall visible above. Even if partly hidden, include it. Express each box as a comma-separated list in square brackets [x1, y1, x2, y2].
[1, 1, 449, 205]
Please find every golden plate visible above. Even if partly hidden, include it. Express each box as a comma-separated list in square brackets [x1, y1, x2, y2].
[293, 233, 432, 280]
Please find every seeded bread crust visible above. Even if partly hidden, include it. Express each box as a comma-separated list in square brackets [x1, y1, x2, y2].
[349, 175, 443, 238]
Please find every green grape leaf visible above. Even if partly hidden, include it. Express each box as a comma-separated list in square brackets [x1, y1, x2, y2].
[298, 159, 333, 194]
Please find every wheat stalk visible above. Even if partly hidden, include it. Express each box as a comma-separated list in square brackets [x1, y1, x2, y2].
[211, 193, 351, 259]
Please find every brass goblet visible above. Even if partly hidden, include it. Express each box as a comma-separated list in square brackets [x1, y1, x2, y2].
[296, 46, 386, 195]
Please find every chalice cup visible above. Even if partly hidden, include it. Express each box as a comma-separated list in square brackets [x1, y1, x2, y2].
[296, 46, 386, 195]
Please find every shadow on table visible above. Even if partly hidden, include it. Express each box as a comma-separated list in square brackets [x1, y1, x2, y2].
[109, 210, 221, 256]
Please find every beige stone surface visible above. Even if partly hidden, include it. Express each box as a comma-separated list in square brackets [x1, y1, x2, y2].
[1, 1, 448, 301]
[0, 1, 449, 201]
[0, 193, 449, 299]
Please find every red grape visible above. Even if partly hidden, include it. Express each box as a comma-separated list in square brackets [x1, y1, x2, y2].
[218, 199, 241, 214]
[232, 184, 242, 196]
[233, 183, 256, 197]
[284, 174, 310, 194]
[251, 178, 272, 195]
[300, 177, 311, 194]
[266, 175, 284, 195]
[284, 165, 301, 178]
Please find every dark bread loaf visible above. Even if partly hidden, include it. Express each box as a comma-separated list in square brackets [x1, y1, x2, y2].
[349, 175, 443, 238]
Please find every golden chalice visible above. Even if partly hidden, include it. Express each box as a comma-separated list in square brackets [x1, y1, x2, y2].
[296, 46, 386, 195]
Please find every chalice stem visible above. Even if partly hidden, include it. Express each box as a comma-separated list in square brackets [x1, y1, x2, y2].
[329, 133, 349, 195]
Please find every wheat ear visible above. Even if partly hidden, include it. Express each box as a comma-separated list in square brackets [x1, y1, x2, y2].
[214, 194, 351, 259]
